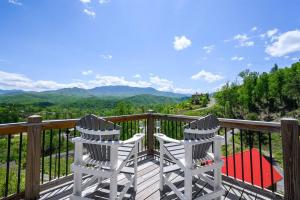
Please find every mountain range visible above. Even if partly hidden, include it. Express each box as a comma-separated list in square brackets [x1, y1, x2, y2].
[0, 86, 187, 98]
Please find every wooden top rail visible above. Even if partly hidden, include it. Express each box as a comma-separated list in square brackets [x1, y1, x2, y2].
[0, 113, 283, 135]
[0, 113, 149, 135]
[153, 113, 281, 132]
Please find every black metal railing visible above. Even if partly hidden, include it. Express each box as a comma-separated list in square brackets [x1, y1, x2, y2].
[0, 132, 26, 198]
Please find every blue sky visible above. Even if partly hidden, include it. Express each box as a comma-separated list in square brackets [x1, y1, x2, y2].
[0, 0, 300, 93]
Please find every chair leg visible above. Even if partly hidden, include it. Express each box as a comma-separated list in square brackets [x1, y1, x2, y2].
[159, 141, 164, 191]
[73, 171, 82, 196]
[184, 170, 193, 200]
[214, 167, 222, 200]
[134, 142, 138, 192]
[214, 135, 223, 200]
[98, 177, 102, 185]
[110, 172, 118, 200]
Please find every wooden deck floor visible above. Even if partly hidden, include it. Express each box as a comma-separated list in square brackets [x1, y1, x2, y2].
[40, 156, 272, 200]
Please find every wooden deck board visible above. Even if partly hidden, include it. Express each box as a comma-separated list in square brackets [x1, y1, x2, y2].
[39, 156, 276, 200]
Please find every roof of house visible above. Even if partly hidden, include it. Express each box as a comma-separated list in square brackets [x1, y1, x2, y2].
[221, 148, 283, 188]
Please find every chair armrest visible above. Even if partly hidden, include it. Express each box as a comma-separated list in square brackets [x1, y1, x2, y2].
[214, 135, 224, 141]
[184, 135, 224, 145]
[154, 133, 182, 144]
[122, 133, 145, 144]
[72, 137, 120, 146]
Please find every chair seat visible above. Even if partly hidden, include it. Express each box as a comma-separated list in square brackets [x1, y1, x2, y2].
[164, 143, 213, 166]
[83, 143, 135, 167]
[164, 143, 185, 160]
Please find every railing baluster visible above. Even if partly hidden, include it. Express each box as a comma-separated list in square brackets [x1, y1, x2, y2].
[171, 120, 174, 138]
[268, 132, 275, 192]
[42, 130, 45, 183]
[224, 128, 228, 176]
[66, 129, 70, 176]
[58, 129, 61, 178]
[180, 121, 182, 138]
[5, 134, 12, 197]
[17, 132, 23, 193]
[144, 119, 148, 150]
[232, 128, 236, 179]
[240, 130, 244, 182]
[122, 122, 125, 141]
[49, 129, 53, 181]
[249, 132, 254, 185]
[127, 122, 129, 139]
[130, 121, 133, 137]
[175, 121, 178, 139]
[258, 131, 264, 188]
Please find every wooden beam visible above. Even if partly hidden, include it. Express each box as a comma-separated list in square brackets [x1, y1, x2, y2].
[281, 118, 300, 200]
[25, 115, 42, 200]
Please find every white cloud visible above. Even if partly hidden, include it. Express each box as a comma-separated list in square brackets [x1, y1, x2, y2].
[251, 27, 257, 31]
[266, 28, 278, 38]
[8, 0, 22, 6]
[265, 30, 300, 57]
[247, 63, 253, 67]
[0, 70, 195, 94]
[264, 56, 270, 61]
[100, 54, 112, 60]
[233, 34, 254, 47]
[150, 76, 174, 91]
[0, 70, 88, 91]
[82, 70, 93, 75]
[99, 0, 110, 4]
[231, 56, 244, 61]
[291, 57, 298, 61]
[133, 74, 142, 79]
[190, 70, 223, 83]
[260, 28, 279, 41]
[83, 9, 96, 17]
[80, 0, 91, 3]
[91, 75, 151, 88]
[173, 36, 192, 51]
[149, 75, 194, 94]
[202, 45, 215, 53]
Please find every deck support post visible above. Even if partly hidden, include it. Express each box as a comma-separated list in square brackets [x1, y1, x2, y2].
[147, 110, 155, 155]
[281, 118, 300, 200]
[25, 115, 42, 200]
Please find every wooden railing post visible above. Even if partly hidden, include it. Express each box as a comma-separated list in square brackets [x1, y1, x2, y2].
[281, 118, 300, 200]
[147, 110, 155, 155]
[25, 115, 42, 200]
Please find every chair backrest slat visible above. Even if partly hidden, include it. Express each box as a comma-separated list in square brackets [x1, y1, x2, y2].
[183, 114, 219, 159]
[76, 114, 120, 162]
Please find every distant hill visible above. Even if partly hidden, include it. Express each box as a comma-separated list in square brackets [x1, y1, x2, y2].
[0, 92, 183, 106]
[0, 86, 188, 98]
[122, 94, 181, 106]
[0, 89, 24, 95]
[48, 86, 187, 98]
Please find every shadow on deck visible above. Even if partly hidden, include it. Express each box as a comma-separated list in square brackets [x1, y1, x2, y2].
[40, 156, 271, 200]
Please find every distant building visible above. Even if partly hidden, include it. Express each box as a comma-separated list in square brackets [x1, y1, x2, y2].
[191, 92, 206, 105]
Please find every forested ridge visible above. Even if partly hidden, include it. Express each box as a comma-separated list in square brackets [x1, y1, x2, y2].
[214, 61, 300, 121]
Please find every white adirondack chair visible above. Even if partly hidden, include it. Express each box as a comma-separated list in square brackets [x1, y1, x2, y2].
[155, 115, 224, 200]
[70, 114, 145, 200]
